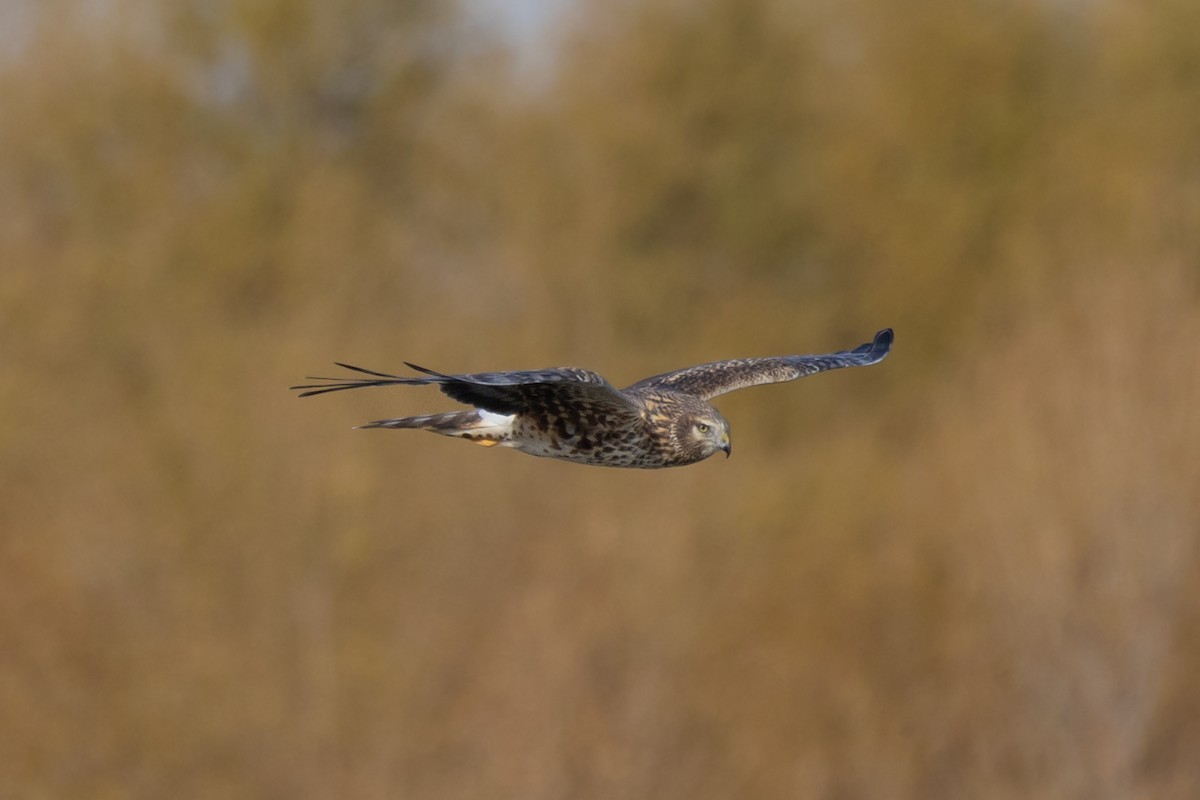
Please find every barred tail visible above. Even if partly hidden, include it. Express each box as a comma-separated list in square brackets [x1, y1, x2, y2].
[358, 410, 478, 431]
[358, 409, 514, 447]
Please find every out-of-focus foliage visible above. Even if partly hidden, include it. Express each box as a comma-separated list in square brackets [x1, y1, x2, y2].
[1, 0, 1198, 797]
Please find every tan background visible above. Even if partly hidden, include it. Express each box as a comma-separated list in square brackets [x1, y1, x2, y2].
[2, 0, 1198, 797]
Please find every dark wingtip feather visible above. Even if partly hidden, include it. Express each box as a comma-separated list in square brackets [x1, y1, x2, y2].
[290, 384, 356, 398]
[334, 362, 405, 379]
[849, 328, 893, 361]
[290, 361, 437, 397]
[290, 381, 381, 397]
[404, 362, 451, 379]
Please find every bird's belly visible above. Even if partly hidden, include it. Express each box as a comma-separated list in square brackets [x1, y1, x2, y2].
[510, 420, 661, 468]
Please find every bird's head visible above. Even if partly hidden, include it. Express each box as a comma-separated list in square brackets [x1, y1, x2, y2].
[680, 407, 731, 461]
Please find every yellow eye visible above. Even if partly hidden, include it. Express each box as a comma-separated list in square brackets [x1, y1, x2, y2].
[696, 423, 710, 433]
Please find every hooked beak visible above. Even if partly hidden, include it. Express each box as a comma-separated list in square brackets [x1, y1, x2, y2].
[720, 434, 731, 458]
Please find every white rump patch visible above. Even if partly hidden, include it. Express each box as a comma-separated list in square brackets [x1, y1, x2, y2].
[475, 409, 516, 437]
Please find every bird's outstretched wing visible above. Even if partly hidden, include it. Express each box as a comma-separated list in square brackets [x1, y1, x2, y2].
[292, 362, 642, 420]
[626, 328, 893, 401]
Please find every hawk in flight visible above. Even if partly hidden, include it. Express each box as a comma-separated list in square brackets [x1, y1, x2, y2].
[292, 328, 893, 469]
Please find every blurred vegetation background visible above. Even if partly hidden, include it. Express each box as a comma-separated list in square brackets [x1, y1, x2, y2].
[2, 0, 1198, 797]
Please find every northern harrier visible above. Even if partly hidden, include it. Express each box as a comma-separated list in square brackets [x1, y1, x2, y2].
[291, 328, 892, 469]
